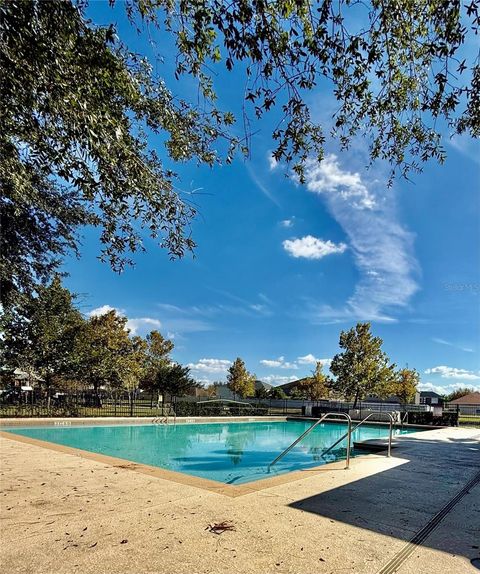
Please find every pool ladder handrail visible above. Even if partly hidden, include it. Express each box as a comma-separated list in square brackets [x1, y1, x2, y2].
[269, 410, 396, 470]
[269, 412, 353, 469]
[153, 405, 176, 425]
[399, 411, 408, 427]
[321, 411, 395, 460]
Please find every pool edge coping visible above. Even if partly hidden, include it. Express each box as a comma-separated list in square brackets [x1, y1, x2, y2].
[0, 428, 386, 498]
[0, 415, 288, 427]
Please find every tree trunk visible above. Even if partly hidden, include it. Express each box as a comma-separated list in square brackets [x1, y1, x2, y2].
[353, 389, 360, 410]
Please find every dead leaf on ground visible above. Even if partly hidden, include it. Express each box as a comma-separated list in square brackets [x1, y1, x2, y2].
[206, 521, 236, 535]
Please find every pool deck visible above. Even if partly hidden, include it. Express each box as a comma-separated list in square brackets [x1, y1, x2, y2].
[0, 424, 479, 573]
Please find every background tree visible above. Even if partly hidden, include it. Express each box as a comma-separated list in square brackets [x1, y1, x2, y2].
[290, 385, 308, 400]
[330, 322, 396, 408]
[205, 383, 218, 398]
[296, 362, 330, 401]
[269, 386, 287, 400]
[255, 386, 269, 399]
[2, 0, 478, 305]
[0, 0, 236, 307]
[115, 0, 480, 181]
[76, 310, 141, 398]
[153, 363, 197, 406]
[140, 331, 174, 391]
[227, 358, 255, 399]
[387, 368, 420, 404]
[0, 276, 84, 393]
[120, 335, 148, 405]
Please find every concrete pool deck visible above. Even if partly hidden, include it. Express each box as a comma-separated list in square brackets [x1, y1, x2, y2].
[0, 425, 478, 573]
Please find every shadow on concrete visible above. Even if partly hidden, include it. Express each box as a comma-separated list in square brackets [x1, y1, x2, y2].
[289, 434, 480, 561]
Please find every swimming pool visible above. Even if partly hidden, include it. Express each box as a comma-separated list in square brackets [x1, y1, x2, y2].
[4, 420, 419, 485]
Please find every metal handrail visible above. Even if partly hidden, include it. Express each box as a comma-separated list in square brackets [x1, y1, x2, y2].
[269, 412, 352, 469]
[321, 411, 395, 459]
[153, 405, 176, 425]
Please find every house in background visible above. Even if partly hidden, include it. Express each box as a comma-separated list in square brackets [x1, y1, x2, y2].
[210, 380, 273, 399]
[0, 368, 43, 391]
[419, 391, 443, 406]
[448, 392, 480, 415]
[254, 380, 273, 396]
[276, 377, 309, 396]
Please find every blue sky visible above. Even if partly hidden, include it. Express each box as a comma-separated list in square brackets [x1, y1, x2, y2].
[62, 3, 480, 394]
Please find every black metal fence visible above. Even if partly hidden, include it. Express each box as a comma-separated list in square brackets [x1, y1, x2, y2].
[0, 390, 464, 426]
[0, 391, 278, 418]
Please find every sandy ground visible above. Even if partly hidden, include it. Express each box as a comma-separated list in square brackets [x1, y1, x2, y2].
[0, 424, 479, 574]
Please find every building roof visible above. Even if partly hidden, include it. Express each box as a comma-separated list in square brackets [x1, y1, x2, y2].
[449, 392, 480, 405]
[276, 377, 310, 392]
[255, 380, 273, 391]
[420, 391, 442, 398]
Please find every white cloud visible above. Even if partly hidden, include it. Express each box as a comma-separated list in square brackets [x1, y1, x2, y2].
[419, 382, 480, 395]
[261, 374, 299, 386]
[268, 153, 278, 170]
[87, 304, 166, 336]
[432, 338, 474, 353]
[424, 366, 480, 381]
[302, 153, 419, 322]
[186, 358, 232, 375]
[260, 356, 298, 369]
[88, 304, 123, 317]
[297, 354, 331, 367]
[303, 153, 376, 209]
[280, 219, 294, 228]
[283, 235, 347, 260]
[126, 317, 162, 335]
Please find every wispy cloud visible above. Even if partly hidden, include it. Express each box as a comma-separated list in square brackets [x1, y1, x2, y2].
[432, 337, 474, 353]
[302, 153, 419, 323]
[448, 134, 480, 166]
[245, 162, 280, 206]
[283, 235, 347, 260]
[424, 366, 480, 380]
[206, 288, 274, 317]
[280, 218, 294, 228]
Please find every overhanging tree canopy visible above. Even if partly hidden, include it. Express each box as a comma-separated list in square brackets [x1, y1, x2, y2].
[1, 0, 478, 305]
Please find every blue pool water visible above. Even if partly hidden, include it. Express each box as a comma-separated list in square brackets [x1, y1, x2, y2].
[5, 421, 419, 485]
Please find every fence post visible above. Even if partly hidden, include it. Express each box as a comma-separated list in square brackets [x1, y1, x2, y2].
[130, 395, 134, 417]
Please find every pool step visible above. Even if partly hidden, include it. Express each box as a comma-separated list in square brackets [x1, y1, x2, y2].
[354, 438, 397, 452]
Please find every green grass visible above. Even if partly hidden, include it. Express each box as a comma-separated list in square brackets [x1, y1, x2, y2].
[459, 416, 480, 427]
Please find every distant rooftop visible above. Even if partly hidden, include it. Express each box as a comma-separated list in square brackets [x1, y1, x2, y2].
[449, 392, 480, 405]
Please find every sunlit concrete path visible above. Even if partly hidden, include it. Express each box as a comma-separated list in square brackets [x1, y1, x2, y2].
[1, 425, 479, 574]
